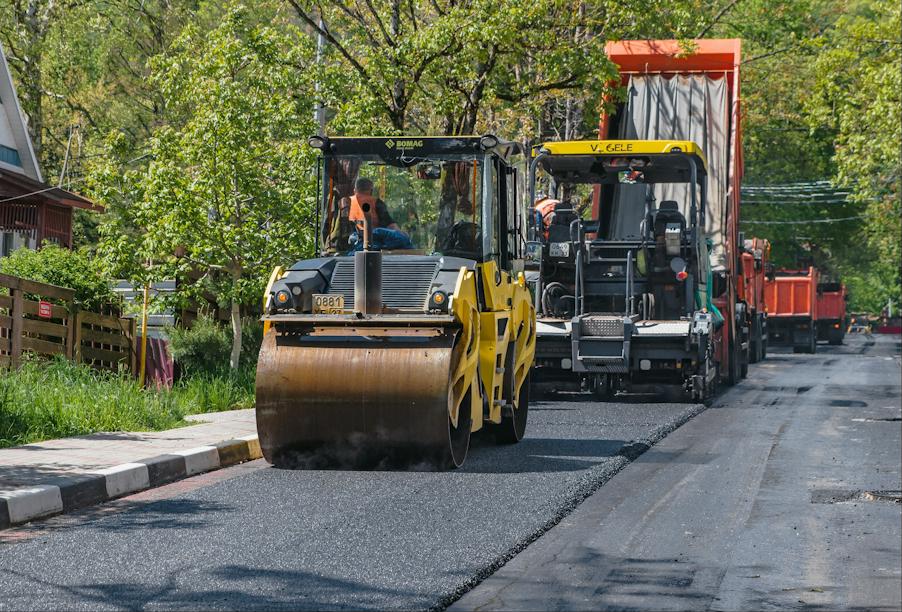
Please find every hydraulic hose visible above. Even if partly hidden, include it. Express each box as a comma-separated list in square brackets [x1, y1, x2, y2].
[695, 266, 724, 325]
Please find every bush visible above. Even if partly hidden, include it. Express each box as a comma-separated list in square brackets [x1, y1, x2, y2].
[0, 242, 118, 311]
[167, 314, 262, 376]
[0, 356, 255, 448]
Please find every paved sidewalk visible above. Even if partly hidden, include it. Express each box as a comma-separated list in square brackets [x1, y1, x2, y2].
[0, 409, 256, 488]
[0, 409, 260, 529]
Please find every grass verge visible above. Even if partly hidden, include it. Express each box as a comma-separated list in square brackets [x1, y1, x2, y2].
[0, 356, 255, 448]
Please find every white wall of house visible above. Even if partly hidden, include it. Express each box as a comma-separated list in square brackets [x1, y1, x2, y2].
[0, 41, 42, 181]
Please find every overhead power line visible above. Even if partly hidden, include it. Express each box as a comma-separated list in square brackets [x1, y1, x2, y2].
[0, 184, 69, 204]
[742, 180, 835, 189]
[742, 191, 851, 198]
[741, 215, 866, 225]
[742, 199, 852, 206]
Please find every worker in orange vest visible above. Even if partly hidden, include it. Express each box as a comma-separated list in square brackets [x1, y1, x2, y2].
[344, 177, 403, 232]
[534, 194, 561, 240]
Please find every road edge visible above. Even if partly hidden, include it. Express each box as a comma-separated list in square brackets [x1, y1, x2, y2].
[0, 434, 262, 530]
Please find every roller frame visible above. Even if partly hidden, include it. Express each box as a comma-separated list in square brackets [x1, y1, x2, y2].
[255, 264, 536, 468]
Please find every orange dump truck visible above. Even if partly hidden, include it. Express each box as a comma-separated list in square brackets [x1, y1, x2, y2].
[764, 267, 819, 353]
[816, 282, 847, 345]
[738, 237, 771, 363]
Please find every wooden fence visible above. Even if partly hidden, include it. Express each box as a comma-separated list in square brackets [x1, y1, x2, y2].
[0, 273, 136, 372]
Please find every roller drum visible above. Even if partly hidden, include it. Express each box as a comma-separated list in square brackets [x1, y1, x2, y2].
[255, 328, 466, 468]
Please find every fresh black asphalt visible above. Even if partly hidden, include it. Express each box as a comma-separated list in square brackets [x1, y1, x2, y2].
[0, 335, 897, 611]
[454, 335, 902, 611]
[0, 387, 703, 610]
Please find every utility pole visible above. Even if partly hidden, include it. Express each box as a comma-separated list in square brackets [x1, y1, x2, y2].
[314, 16, 327, 135]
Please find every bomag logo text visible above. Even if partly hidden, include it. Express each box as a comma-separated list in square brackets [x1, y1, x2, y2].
[386, 139, 423, 149]
[589, 142, 634, 153]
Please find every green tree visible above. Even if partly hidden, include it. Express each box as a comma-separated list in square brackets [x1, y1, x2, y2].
[703, 0, 900, 312]
[805, 0, 901, 312]
[0, 0, 72, 159]
[94, 7, 318, 367]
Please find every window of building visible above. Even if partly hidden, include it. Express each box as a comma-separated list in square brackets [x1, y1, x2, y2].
[0, 144, 22, 167]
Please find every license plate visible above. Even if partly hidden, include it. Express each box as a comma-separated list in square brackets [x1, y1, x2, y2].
[313, 294, 345, 314]
[550, 242, 570, 258]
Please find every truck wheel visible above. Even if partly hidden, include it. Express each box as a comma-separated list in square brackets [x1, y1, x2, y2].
[705, 362, 719, 404]
[754, 317, 765, 362]
[726, 339, 742, 386]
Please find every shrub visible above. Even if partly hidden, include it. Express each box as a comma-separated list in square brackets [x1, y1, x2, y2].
[167, 313, 262, 376]
[0, 242, 118, 311]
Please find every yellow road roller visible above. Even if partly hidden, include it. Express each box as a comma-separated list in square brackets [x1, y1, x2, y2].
[256, 135, 536, 469]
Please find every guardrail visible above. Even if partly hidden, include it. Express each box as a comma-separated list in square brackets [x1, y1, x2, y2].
[0, 273, 136, 372]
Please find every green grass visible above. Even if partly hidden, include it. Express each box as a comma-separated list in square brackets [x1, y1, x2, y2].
[0, 356, 255, 448]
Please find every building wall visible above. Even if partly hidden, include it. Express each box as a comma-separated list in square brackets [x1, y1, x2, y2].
[0, 41, 42, 181]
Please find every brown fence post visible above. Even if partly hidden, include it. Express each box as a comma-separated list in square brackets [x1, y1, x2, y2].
[66, 306, 76, 360]
[10, 288, 23, 369]
[129, 317, 138, 375]
[74, 311, 83, 363]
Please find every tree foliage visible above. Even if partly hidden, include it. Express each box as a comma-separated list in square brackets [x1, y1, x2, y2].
[1, 0, 898, 315]
[91, 6, 317, 366]
[805, 0, 901, 312]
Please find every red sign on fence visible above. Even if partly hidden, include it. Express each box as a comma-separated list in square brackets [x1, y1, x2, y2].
[38, 301, 53, 319]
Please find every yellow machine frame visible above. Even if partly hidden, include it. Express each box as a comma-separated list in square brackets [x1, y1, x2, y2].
[449, 261, 535, 431]
[536, 139, 708, 166]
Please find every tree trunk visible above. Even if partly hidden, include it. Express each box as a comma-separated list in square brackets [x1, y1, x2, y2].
[229, 299, 242, 370]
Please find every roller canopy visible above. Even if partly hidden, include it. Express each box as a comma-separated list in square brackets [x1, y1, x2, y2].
[533, 140, 707, 185]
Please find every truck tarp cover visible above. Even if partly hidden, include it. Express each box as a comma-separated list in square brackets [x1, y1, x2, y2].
[611, 74, 730, 270]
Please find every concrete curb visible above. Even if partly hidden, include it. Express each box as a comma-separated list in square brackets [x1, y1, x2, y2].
[0, 435, 262, 531]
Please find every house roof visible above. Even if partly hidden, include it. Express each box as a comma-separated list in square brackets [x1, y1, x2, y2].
[0, 167, 101, 211]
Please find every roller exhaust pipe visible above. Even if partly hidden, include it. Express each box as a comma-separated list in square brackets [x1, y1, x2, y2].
[355, 203, 382, 314]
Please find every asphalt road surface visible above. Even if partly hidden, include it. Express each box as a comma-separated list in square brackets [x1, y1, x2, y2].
[455, 334, 901, 611]
[0, 335, 899, 611]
